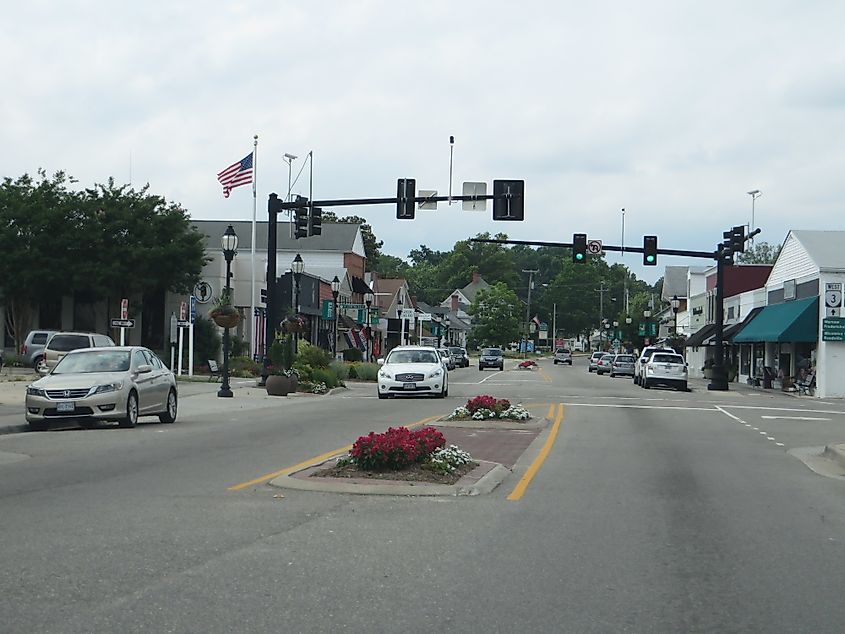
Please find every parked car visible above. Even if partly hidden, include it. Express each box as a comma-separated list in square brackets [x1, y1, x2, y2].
[553, 348, 572, 365]
[448, 347, 469, 368]
[25, 346, 178, 431]
[595, 353, 615, 375]
[588, 351, 605, 372]
[438, 348, 456, 370]
[479, 347, 505, 371]
[633, 346, 676, 385]
[642, 352, 688, 391]
[609, 354, 636, 378]
[21, 330, 59, 369]
[38, 331, 116, 374]
[377, 346, 448, 399]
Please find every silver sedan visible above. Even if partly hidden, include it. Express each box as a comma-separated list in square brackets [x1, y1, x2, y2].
[25, 347, 178, 431]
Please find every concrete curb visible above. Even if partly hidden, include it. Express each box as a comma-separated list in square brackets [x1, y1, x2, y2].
[434, 416, 549, 431]
[823, 444, 845, 470]
[269, 458, 510, 496]
[0, 422, 31, 436]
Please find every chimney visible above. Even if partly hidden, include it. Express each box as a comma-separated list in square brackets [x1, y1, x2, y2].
[472, 271, 481, 284]
[451, 294, 459, 313]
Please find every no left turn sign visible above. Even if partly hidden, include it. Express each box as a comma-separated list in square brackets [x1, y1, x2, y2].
[587, 240, 603, 255]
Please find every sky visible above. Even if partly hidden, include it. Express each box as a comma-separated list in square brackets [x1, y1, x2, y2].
[3, 0, 845, 284]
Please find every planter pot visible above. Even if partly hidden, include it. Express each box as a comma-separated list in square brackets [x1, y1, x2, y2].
[266, 375, 292, 396]
[211, 310, 241, 329]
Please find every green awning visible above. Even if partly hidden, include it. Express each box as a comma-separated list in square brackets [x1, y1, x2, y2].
[733, 296, 818, 343]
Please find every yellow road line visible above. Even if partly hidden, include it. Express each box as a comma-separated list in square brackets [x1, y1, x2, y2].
[227, 415, 441, 491]
[537, 367, 552, 383]
[546, 403, 555, 419]
[507, 403, 564, 501]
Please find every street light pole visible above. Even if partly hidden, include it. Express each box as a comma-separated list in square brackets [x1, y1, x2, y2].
[218, 224, 238, 399]
[671, 294, 680, 336]
[292, 253, 304, 355]
[397, 295, 405, 346]
[522, 269, 538, 357]
[364, 291, 374, 362]
[747, 189, 762, 242]
[331, 276, 340, 359]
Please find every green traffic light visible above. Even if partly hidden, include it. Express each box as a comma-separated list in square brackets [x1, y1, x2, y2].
[646, 255, 655, 263]
[575, 253, 584, 260]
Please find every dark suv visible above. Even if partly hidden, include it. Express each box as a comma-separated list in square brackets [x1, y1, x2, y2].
[448, 347, 469, 368]
[479, 348, 504, 371]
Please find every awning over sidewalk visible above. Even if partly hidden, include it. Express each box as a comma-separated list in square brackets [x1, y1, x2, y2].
[684, 324, 717, 348]
[733, 297, 818, 343]
[725, 307, 764, 342]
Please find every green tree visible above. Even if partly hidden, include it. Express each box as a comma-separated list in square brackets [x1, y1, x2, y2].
[374, 253, 409, 279]
[469, 283, 521, 347]
[436, 232, 519, 292]
[737, 241, 781, 264]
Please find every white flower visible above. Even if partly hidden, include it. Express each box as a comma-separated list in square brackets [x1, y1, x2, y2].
[447, 406, 471, 420]
[501, 405, 531, 420]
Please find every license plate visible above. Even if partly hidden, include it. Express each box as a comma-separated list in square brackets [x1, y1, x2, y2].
[403, 382, 417, 390]
[57, 402, 75, 413]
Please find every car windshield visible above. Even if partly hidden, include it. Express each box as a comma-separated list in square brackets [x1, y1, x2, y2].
[601, 355, 614, 361]
[556, 349, 570, 354]
[52, 350, 131, 374]
[448, 348, 462, 355]
[592, 353, 604, 359]
[615, 355, 635, 362]
[652, 354, 684, 364]
[386, 350, 439, 364]
[482, 349, 502, 356]
[48, 334, 91, 352]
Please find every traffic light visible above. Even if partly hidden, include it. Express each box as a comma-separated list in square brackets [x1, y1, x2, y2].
[720, 231, 735, 265]
[643, 235, 658, 265]
[309, 206, 322, 236]
[572, 233, 587, 263]
[492, 180, 525, 221]
[268, 192, 283, 216]
[294, 196, 309, 239]
[396, 178, 416, 219]
[729, 225, 745, 253]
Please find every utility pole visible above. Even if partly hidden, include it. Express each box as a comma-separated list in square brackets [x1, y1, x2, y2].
[552, 303, 557, 349]
[523, 269, 539, 358]
[595, 281, 610, 351]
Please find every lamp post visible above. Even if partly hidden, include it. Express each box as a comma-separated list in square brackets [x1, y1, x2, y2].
[364, 290, 374, 362]
[331, 276, 340, 359]
[643, 309, 652, 346]
[291, 253, 304, 354]
[218, 224, 238, 398]
[671, 294, 680, 336]
[747, 189, 762, 241]
[626, 316, 632, 352]
[397, 295, 404, 346]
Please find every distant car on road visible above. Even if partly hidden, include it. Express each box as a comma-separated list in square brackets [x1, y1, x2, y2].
[609, 354, 636, 378]
[479, 348, 504, 371]
[595, 354, 615, 375]
[21, 330, 58, 369]
[448, 347, 469, 368]
[553, 348, 572, 365]
[438, 348, 456, 371]
[642, 352, 688, 391]
[588, 351, 605, 373]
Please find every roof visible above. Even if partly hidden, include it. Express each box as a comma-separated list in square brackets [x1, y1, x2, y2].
[351, 276, 371, 295]
[661, 266, 689, 301]
[791, 230, 845, 271]
[373, 278, 406, 309]
[460, 276, 491, 303]
[192, 220, 362, 253]
[684, 324, 717, 348]
[734, 297, 818, 343]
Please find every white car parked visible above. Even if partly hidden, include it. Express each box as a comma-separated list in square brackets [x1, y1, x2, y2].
[377, 346, 448, 399]
[641, 352, 688, 391]
[634, 346, 675, 385]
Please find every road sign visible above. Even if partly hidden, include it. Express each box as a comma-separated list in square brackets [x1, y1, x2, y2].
[322, 299, 336, 320]
[612, 338, 621, 348]
[401, 308, 415, 319]
[462, 182, 487, 211]
[177, 320, 191, 328]
[190, 296, 197, 324]
[419, 313, 432, 321]
[110, 318, 135, 328]
[419, 190, 438, 210]
[194, 281, 213, 304]
[179, 301, 187, 321]
[825, 283, 843, 318]
[823, 317, 845, 342]
[120, 298, 128, 320]
[587, 240, 603, 255]
[638, 323, 645, 336]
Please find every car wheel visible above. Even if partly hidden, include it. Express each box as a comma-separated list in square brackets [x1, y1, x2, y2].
[610, 372, 615, 378]
[642, 379, 650, 389]
[479, 366, 484, 371]
[159, 389, 178, 423]
[33, 355, 44, 370]
[35, 357, 48, 374]
[119, 391, 139, 428]
[679, 382, 688, 392]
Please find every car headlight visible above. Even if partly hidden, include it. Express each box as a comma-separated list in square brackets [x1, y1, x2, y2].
[93, 381, 123, 395]
[26, 386, 46, 397]
[428, 368, 442, 378]
[378, 370, 392, 380]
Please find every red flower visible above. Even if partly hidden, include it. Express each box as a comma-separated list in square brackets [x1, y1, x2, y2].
[350, 426, 445, 471]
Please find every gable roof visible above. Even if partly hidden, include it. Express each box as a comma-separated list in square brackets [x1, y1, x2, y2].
[460, 276, 491, 302]
[191, 220, 362, 253]
[791, 230, 845, 271]
[374, 278, 407, 309]
[661, 266, 689, 301]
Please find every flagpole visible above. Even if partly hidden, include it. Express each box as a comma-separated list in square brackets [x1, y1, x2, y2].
[251, 134, 258, 360]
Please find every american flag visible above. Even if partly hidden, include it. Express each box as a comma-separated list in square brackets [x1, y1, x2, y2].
[217, 152, 254, 198]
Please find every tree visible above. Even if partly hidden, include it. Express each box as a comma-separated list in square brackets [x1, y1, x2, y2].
[436, 232, 519, 292]
[469, 283, 521, 347]
[320, 211, 383, 270]
[374, 253, 409, 279]
[737, 241, 781, 264]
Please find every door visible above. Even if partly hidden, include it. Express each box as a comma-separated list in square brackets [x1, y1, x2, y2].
[131, 349, 158, 414]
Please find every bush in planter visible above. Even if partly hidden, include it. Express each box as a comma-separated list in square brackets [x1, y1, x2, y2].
[312, 366, 340, 389]
[354, 362, 380, 381]
[296, 341, 331, 369]
[230, 356, 260, 377]
[330, 360, 349, 380]
[269, 334, 295, 373]
[342, 347, 363, 362]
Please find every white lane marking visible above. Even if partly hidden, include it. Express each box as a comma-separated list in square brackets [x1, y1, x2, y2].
[719, 405, 845, 415]
[776, 442, 785, 446]
[752, 427, 759, 430]
[760, 416, 831, 421]
[561, 403, 716, 411]
[715, 406, 747, 425]
[767, 437, 776, 441]
[477, 371, 504, 384]
[759, 431, 767, 435]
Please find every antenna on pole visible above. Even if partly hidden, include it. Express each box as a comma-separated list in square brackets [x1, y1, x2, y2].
[448, 135, 455, 205]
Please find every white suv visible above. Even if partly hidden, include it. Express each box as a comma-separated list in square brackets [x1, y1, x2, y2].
[642, 352, 688, 391]
[634, 346, 675, 385]
[377, 346, 448, 399]
[38, 332, 116, 374]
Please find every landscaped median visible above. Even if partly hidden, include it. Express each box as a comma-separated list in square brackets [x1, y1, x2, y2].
[268, 396, 551, 496]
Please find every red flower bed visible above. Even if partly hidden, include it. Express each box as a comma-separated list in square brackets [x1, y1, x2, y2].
[518, 360, 537, 368]
[465, 395, 511, 416]
[351, 426, 446, 471]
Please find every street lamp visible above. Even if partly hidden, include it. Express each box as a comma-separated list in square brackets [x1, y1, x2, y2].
[747, 189, 762, 240]
[397, 295, 404, 346]
[331, 276, 340, 358]
[364, 290, 374, 362]
[218, 224, 238, 398]
[671, 294, 680, 335]
[291, 253, 304, 353]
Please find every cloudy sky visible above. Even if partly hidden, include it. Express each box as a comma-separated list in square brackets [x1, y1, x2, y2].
[4, 0, 844, 283]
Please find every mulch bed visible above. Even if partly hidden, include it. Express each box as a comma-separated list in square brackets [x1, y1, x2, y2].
[311, 461, 480, 485]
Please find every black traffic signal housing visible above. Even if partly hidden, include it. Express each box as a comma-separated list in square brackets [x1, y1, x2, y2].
[294, 196, 309, 239]
[572, 233, 587, 263]
[309, 206, 323, 237]
[643, 235, 658, 265]
[268, 192, 283, 216]
[729, 225, 745, 253]
[720, 231, 735, 265]
[492, 180, 525, 221]
[396, 178, 415, 219]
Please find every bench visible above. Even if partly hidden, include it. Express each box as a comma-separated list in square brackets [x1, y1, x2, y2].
[208, 359, 221, 382]
[795, 371, 815, 396]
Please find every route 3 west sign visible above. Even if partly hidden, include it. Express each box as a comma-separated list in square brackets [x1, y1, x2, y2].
[826, 282, 843, 317]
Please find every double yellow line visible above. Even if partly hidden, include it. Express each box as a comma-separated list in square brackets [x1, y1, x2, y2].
[507, 403, 564, 501]
[227, 415, 441, 491]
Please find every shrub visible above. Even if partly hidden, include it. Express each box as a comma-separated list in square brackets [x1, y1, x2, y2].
[293, 361, 314, 383]
[466, 395, 499, 413]
[350, 426, 445, 471]
[424, 445, 473, 474]
[311, 366, 340, 389]
[229, 356, 260, 377]
[230, 335, 247, 358]
[342, 348, 363, 362]
[330, 360, 349, 380]
[296, 341, 331, 369]
[354, 362, 380, 382]
[269, 334, 295, 372]
[347, 363, 358, 379]
[192, 316, 221, 366]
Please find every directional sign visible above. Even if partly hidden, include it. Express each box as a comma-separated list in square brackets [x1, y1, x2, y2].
[194, 281, 213, 304]
[825, 282, 843, 318]
[177, 320, 191, 327]
[587, 240, 603, 255]
[419, 313, 432, 321]
[401, 308, 415, 319]
[110, 318, 136, 328]
[823, 317, 845, 342]
[190, 296, 197, 324]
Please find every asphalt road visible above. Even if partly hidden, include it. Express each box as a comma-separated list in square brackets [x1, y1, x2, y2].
[3, 358, 845, 632]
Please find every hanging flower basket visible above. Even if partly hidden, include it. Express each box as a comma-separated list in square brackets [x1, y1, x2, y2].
[282, 315, 306, 333]
[210, 305, 241, 329]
